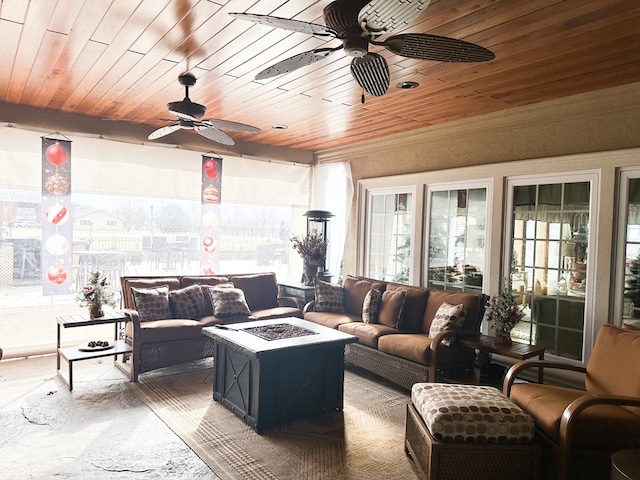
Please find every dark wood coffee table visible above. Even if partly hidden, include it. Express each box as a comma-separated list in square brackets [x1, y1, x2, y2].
[203, 317, 358, 433]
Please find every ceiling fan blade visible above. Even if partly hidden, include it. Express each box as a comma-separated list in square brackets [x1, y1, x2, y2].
[382, 33, 495, 62]
[359, 0, 431, 36]
[202, 119, 261, 133]
[229, 12, 336, 38]
[255, 47, 339, 80]
[194, 125, 235, 145]
[350, 53, 390, 97]
[148, 124, 182, 140]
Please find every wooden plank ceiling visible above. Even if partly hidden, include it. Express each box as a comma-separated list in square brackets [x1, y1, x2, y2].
[1, 0, 639, 153]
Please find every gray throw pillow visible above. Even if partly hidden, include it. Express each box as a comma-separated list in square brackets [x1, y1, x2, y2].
[315, 280, 344, 313]
[131, 285, 171, 321]
[205, 287, 252, 318]
[168, 284, 207, 319]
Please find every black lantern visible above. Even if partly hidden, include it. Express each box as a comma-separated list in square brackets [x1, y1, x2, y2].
[304, 210, 334, 280]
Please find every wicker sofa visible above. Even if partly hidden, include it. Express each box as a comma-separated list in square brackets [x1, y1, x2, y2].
[303, 276, 488, 390]
[119, 272, 302, 381]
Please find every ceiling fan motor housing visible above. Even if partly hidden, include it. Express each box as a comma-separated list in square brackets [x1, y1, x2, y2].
[324, 0, 370, 57]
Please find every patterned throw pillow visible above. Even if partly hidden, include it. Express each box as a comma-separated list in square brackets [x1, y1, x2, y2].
[362, 288, 383, 323]
[428, 302, 466, 346]
[378, 289, 407, 328]
[315, 280, 344, 313]
[200, 283, 235, 316]
[206, 287, 252, 318]
[168, 284, 207, 319]
[130, 285, 171, 321]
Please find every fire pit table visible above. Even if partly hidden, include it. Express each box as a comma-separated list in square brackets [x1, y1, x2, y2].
[203, 317, 358, 433]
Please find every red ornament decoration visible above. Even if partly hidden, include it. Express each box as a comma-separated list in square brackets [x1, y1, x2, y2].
[203, 159, 218, 179]
[45, 205, 69, 225]
[202, 236, 217, 253]
[46, 263, 68, 285]
[45, 142, 69, 166]
[203, 263, 216, 275]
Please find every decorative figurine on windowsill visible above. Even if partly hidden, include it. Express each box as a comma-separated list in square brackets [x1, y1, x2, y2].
[76, 271, 118, 318]
[485, 283, 524, 345]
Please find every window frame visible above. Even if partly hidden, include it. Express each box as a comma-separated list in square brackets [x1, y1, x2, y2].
[423, 179, 493, 294]
[361, 186, 418, 285]
[503, 171, 599, 363]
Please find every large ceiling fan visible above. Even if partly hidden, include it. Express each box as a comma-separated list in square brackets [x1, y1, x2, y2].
[147, 72, 260, 145]
[230, 0, 495, 98]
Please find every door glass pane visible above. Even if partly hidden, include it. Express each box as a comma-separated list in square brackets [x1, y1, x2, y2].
[427, 187, 486, 293]
[366, 192, 412, 284]
[623, 178, 640, 325]
[510, 181, 589, 360]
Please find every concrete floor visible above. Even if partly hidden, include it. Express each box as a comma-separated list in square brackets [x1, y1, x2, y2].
[0, 354, 219, 480]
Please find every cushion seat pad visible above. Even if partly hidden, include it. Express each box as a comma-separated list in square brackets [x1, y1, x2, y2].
[378, 333, 475, 366]
[337, 322, 400, 348]
[126, 318, 203, 343]
[510, 383, 640, 451]
[304, 311, 361, 329]
[196, 315, 258, 327]
[412, 383, 535, 443]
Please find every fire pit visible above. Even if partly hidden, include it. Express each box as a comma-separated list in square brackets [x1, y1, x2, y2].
[243, 323, 317, 341]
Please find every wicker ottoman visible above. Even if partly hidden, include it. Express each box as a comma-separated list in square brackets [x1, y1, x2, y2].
[405, 383, 540, 480]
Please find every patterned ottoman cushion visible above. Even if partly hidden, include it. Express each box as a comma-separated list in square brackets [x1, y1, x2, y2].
[411, 383, 535, 443]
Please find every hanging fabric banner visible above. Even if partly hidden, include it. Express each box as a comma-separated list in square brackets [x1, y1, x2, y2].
[41, 137, 73, 295]
[200, 155, 222, 274]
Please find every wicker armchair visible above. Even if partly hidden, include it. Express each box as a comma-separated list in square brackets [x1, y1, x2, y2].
[503, 324, 640, 480]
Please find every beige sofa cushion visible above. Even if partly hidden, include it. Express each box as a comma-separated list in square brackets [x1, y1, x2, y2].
[378, 290, 406, 328]
[304, 311, 361, 330]
[122, 277, 180, 309]
[385, 283, 429, 332]
[378, 333, 475, 366]
[125, 318, 203, 343]
[230, 272, 279, 311]
[422, 290, 484, 333]
[338, 322, 397, 348]
[342, 276, 385, 317]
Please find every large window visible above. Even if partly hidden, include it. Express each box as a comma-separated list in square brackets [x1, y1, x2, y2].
[506, 175, 596, 361]
[426, 185, 488, 293]
[365, 189, 414, 284]
[0, 126, 311, 357]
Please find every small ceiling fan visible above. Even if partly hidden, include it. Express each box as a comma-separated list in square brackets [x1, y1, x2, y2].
[147, 72, 260, 145]
[230, 0, 495, 98]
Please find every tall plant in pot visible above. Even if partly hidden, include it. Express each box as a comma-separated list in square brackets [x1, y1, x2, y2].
[290, 233, 327, 286]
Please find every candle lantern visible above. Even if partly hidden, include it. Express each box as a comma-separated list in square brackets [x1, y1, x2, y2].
[304, 210, 334, 281]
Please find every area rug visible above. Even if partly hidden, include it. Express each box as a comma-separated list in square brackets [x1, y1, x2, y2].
[131, 367, 419, 480]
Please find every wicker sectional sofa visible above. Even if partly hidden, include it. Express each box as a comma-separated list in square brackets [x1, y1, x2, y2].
[303, 276, 489, 390]
[119, 272, 302, 381]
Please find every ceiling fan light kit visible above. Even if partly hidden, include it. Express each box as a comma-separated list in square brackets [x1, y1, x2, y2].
[230, 0, 494, 99]
[147, 73, 260, 145]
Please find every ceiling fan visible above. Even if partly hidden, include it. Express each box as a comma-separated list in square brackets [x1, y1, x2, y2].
[230, 0, 495, 98]
[147, 72, 261, 145]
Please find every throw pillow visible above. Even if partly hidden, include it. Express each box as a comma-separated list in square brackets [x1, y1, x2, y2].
[428, 302, 466, 346]
[130, 285, 171, 321]
[378, 289, 407, 328]
[314, 280, 344, 313]
[200, 283, 235, 316]
[362, 288, 383, 323]
[206, 287, 252, 318]
[168, 284, 207, 319]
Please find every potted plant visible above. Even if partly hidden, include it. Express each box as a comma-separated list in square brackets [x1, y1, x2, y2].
[290, 233, 327, 286]
[76, 271, 118, 318]
[485, 283, 524, 345]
